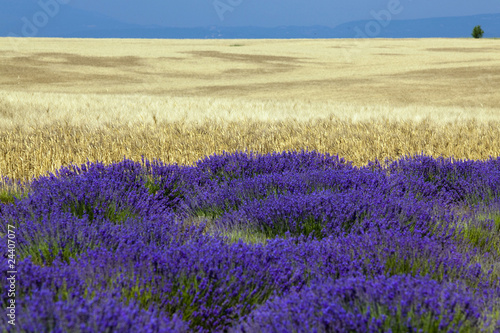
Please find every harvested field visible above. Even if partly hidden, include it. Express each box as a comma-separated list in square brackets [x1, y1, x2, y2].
[1, 38, 499, 107]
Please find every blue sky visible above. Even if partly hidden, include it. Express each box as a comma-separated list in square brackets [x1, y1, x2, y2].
[68, 0, 500, 27]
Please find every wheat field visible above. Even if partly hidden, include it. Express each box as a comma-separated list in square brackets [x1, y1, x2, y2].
[1, 37, 500, 185]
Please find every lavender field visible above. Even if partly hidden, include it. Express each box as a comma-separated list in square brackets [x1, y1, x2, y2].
[1, 151, 500, 332]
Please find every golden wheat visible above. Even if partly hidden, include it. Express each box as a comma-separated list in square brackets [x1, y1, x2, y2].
[1, 117, 499, 185]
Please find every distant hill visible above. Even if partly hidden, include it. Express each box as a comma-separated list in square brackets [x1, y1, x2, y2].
[1, 2, 499, 39]
[331, 13, 500, 38]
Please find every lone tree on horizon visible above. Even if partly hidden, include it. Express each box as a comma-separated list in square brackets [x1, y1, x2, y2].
[472, 25, 484, 38]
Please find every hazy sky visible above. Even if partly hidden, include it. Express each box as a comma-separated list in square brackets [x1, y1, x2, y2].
[68, 0, 500, 27]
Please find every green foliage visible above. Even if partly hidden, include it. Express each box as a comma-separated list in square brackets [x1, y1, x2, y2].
[459, 212, 500, 256]
[369, 304, 477, 333]
[104, 201, 136, 224]
[0, 182, 29, 204]
[257, 215, 325, 239]
[194, 206, 226, 220]
[385, 254, 445, 282]
[120, 277, 156, 310]
[472, 25, 484, 38]
[64, 199, 136, 224]
[20, 237, 99, 267]
[53, 279, 70, 302]
[222, 225, 270, 244]
[0, 190, 17, 205]
[142, 174, 162, 195]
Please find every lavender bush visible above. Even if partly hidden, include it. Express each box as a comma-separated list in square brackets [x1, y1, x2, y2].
[1, 151, 500, 332]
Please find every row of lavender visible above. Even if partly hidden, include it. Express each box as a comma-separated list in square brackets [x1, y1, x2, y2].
[1, 151, 500, 332]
